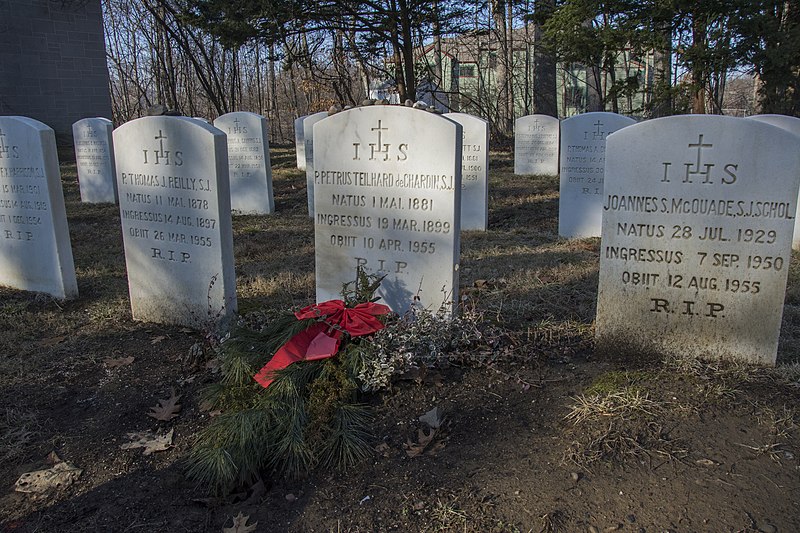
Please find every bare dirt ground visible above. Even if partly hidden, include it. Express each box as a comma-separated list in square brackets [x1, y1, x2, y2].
[0, 149, 798, 533]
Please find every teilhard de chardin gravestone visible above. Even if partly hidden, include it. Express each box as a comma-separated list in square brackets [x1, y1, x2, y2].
[514, 114, 559, 176]
[304, 111, 330, 216]
[559, 112, 635, 238]
[214, 112, 274, 215]
[0, 116, 77, 299]
[73, 118, 117, 203]
[294, 115, 307, 170]
[313, 106, 462, 315]
[113, 116, 237, 330]
[747, 114, 800, 251]
[596, 116, 800, 365]
[444, 112, 488, 231]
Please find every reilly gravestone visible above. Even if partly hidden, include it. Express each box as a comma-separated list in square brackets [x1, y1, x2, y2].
[113, 116, 237, 330]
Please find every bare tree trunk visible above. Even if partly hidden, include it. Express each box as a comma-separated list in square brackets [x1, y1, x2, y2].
[532, 0, 557, 116]
[492, 0, 511, 135]
[691, 13, 707, 114]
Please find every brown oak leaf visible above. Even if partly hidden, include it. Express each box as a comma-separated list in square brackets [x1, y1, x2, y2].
[404, 427, 437, 458]
[147, 389, 181, 421]
[223, 511, 258, 533]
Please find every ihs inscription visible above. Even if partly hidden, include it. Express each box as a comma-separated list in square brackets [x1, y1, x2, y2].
[353, 120, 409, 161]
[142, 130, 184, 166]
[661, 134, 737, 185]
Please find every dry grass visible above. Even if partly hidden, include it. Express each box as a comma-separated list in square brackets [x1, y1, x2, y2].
[0, 407, 38, 465]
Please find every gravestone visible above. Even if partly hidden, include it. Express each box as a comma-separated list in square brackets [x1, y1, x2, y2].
[294, 116, 306, 170]
[514, 114, 559, 176]
[113, 116, 237, 330]
[0, 116, 77, 299]
[304, 112, 330, 216]
[445, 113, 489, 231]
[559, 112, 635, 238]
[596, 115, 800, 365]
[73, 117, 117, 203]
[747, 114, 800, 251]
[313, 106, 462, 315]
[214, 112, 275, 215]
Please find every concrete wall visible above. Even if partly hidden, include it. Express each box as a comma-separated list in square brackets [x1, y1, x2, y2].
[0, 0, 112, 153]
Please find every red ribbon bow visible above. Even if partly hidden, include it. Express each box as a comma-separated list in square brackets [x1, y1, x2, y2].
[253, 299, 391, 388]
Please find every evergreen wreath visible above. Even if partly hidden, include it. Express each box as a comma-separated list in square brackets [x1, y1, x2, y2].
[185, 270, 389, 494]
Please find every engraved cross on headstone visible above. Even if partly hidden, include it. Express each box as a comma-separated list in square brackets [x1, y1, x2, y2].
[684, 134, 713, 183]
[592, 120, 605, 140]
[154, 129, 171, 164]
[369, 120, 390, 161]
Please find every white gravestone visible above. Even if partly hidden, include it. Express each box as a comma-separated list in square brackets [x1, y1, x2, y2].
[304, 112, 330, 216]
[748, 114, 800, 251]
[113, 116, 237, 329]
[313, 106, 462, 315]
[559, 112, 635, 238]
[514, 114, 559, 176]
[72, 117, 117, 203]
[214, 112, 275, 215]
[596, 115, 800, 365]
[294, 115, 306, 170]
[0, 116, 77, 299]
[445, 113, 488, 231]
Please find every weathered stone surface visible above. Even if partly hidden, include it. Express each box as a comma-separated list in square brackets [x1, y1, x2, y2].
[514, 114, 559, 176]
[748, 114, 800, 251]
[313, 106, 462, 315]
[559, 112, 635, 238]
[214, 112, 274, 215]
[113, 116, 237, 330]
[0, 116, 77, 299]
[73, 117, 117, 203]
[304, 112, 330, 216]
[596, 115, 800, 365]
[445, 113, 488, 231]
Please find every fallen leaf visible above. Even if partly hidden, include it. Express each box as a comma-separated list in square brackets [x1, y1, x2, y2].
[45, 451, 62, 465]
[419, 407, 444, 429]
[374, 442, 391, 457]
[150, 335, 167, 344]
[223, 512, 258, 533]
[695, 458, 718, 467]
[120, 429, 174, 455]
[15, 461, 82, 494]
[148, 389, 181, 421]
[104, 356, 135, 368]
[404, 427, 437, 458]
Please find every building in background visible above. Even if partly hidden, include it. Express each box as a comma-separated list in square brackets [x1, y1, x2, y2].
[0, 0, 112, 154]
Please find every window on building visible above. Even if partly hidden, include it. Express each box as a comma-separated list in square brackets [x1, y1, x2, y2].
[459, 64, 476, 78]
[565, 84, 585, 110]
